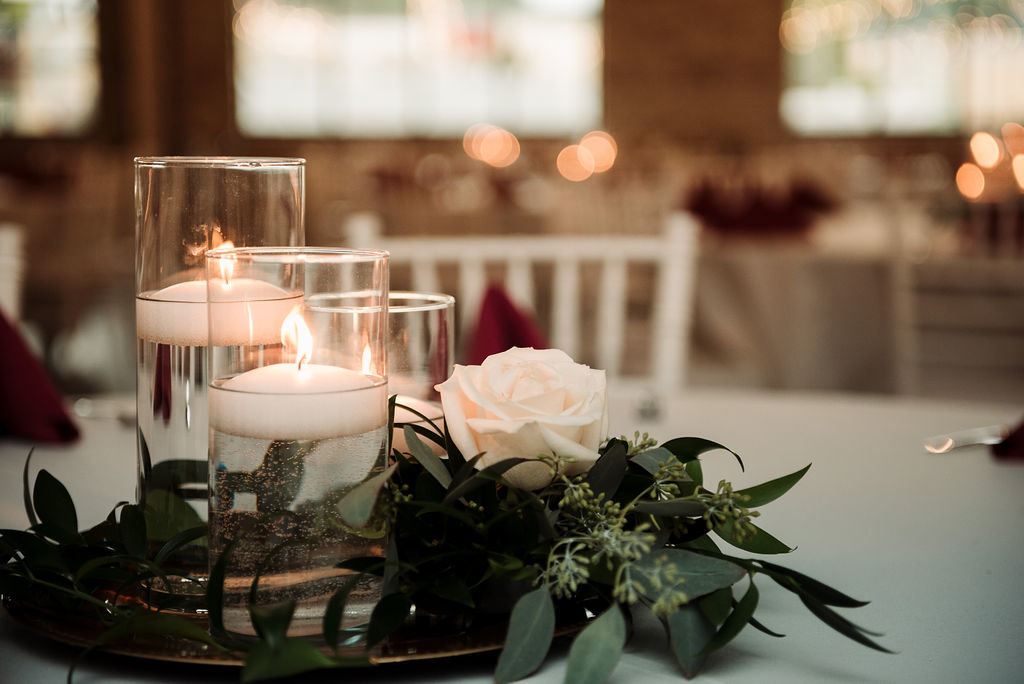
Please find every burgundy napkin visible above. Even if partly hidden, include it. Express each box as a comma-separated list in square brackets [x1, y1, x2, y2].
[0, 310, 79, 443]
[992, 417, 1024, 460]
[467, 284, 549, 365]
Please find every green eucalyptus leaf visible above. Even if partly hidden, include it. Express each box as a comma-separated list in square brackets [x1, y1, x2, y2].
[431, 574, 475, 608]
[633, 548, 747, 603]
[22, 449, 38, 528]
[799, 594, 894, 653]
[629, 447, 676, 475]
[661, 437, 743, 471]
[736, 464, 811, 508]
[715, 520, 793, 554]
[242, 637, 341, 683]
[586, 440, 628, 498]
[323, 575, 363, 651]
[0, 529, 62, 570]
[667, 603, 715, 679]
[635, 499, 707, 518]
[404, 426, 451, 489]
[366, 592, 412, 647]
[749, 614, 786, 638]
[699, 578, 759, 656]
[563, 605, 625, 684]
[758, 559, 869, 607]
[698, 587, 734, 626]
[32, 469, 78, 538]
[336, 464, 397, 529]
[684, 459, 703, 486]
[250, 599, 296, 650]
[118, 504, 147, 557]
[495, 586, 555, 684]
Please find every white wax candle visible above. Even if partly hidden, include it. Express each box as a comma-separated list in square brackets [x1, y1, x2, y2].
[136, 279, 301, 346]
[391, 394, 445, 456]
[210, 364, 388, 440]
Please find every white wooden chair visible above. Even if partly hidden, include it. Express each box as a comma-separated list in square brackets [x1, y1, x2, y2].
[345, 212, 700, 394]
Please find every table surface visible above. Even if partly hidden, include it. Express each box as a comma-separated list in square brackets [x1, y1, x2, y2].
[2, 388, 1022, 684]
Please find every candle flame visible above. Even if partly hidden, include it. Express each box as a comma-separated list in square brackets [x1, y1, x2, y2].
[361, 343, 373, 374]
[213, 241, 236, 284]
[281, 308, 313, 371]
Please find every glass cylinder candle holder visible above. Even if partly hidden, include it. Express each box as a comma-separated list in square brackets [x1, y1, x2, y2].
[387, 292, 455, 455]
[134, 157, 304, 610]
[206, 247, 389, 640]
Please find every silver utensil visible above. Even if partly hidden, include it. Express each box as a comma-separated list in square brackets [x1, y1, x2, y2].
[923, 424, 1007, 454]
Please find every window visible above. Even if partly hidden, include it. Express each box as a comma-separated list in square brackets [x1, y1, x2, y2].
[233, 0, 603, 138]
[781, 0, 1024, 135]
[0, 0, 99, 136]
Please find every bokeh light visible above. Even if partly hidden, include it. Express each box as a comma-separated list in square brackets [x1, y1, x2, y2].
[463, 124, 520, 168]
[1013, 155, 1024, 192]
[969, 131, 1003, 168]
[1001, 122, 1024, 156]
[579, 130, 617, 173]
[556, 145, 595, 182]
[955, 162, 985, 200]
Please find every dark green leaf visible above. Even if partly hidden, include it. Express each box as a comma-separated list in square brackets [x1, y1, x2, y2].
[661, 437, 743, 471]
[118, 504, 147, 557]
[242, 637, 341, 683]
[336, 464, 396, 528]
[153, 525, 208, 566]
[667, 603, 715, 679]
[404, 426, 451, 489]
[715, 520, 793, 554]
[32, 469, 78, 538]
[736, 464, 811, 508]
[698, 588, 734, 626]
[564, 605, 625, 684]
[749, 614, 786, 638]
[757, 559, 869, 607]
[799, 594, 894, 653]
[147, 459, 208, 491]
[431, 574, 475, 608]
[633, 548, 747, 603]
[699, 578, 759, 655]
[366, 592, 412, 647]
[587, 441, 628, 498]
[323, 575, 363, 650]
[443, 458, 528, 504]
[250, 599, 295, 650]
[144, 489, 205, 542]
[22, 449, 38, 528]
[629, 447, 676, 475]
[684, 459, 703, 486]
[495, 586, 555, 683]
[635, 499, 707, 518]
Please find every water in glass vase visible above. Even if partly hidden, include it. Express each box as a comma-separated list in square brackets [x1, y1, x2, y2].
[135, 301, 210, 609]
[208, 388, 389, 640]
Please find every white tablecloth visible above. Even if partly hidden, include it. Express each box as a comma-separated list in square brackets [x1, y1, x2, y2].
[2, 389, 1022, 683]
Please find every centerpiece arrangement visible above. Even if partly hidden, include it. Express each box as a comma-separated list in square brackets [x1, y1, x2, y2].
[0, 347, 888, 683]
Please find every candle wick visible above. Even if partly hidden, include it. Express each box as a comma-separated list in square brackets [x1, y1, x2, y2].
[297, 355, 306, 372]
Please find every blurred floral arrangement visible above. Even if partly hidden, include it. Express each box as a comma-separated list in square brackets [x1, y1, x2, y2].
[0, 347, 888, 682]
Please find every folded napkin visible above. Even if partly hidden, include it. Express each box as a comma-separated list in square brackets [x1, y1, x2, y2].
[467, 284, 549, 365]
[0, 310, 79, 443]
[992, 417, 1024, 460]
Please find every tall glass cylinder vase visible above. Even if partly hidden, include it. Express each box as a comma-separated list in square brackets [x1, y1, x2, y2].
[387, 292, 455, 455]
[134, 157, 304, 610]
[206, 247, 389, 640]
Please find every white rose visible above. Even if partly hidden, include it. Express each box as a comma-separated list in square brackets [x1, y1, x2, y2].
[435, 347, 608, 490]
